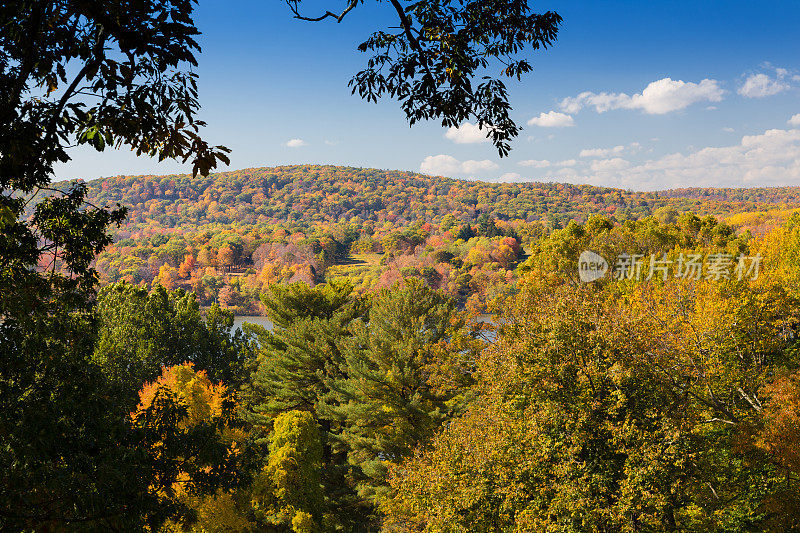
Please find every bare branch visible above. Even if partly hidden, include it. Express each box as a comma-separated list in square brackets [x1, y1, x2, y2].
[286, 0, 358, 23]
[737, 386, 763, 412]
[703, 417, 737, 426]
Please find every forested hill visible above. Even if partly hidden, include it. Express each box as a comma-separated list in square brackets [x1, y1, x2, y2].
[66, 164, 800, 229]
[47, 164, 800, 315]
[657, 186, 800, 204]
[79, 165, 648, 227]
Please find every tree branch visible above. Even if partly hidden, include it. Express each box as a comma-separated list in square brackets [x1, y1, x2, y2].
[44, 31, 108, 145]
[737, 386, 763, 412]
[386, 0, 438, 91]
[286, 0, 358, 23]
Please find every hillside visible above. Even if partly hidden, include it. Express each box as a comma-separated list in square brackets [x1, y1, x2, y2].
[73, 165, 800, 229]
[48, 164, 800, 314]
[657, 185, 800, 205]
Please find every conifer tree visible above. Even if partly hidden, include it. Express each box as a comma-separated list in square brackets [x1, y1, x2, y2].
[323, 278, 477, 501]
[247, 279, 373, 530]
[94, 283, 251, 401]
[250, 279, 362, 418]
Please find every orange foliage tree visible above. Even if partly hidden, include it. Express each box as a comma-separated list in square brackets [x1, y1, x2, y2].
[131, 363, 248, 528]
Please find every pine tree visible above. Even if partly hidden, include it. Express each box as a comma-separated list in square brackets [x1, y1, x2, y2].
[247, 279, 372, 530]
[323, 278, 477, 501]
[250, 279, 362, 417]
[94, 283, 251, 401]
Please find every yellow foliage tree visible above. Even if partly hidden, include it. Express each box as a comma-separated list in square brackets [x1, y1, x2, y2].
[134, 363, 253, 532]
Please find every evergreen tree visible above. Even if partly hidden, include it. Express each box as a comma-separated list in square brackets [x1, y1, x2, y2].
[250, 280, 361, 417]
[323, 279, 477, 502]
[247, 280, 372, 530]
[94, 283, 253, 402]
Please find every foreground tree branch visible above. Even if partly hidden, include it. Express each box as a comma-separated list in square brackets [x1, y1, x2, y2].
[287, 0, 563, 156]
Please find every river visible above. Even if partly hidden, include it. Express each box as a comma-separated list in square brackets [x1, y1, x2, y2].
[232, 315, 273, 332]
[233, 314, 496, 340]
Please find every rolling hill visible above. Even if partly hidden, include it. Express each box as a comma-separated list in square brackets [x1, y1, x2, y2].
[47, 164, 800, 313]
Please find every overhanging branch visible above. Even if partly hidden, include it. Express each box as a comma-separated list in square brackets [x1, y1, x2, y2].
[286, 0, 358, 23]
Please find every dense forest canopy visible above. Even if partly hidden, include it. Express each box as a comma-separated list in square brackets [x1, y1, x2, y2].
[5, 0, 800, 529]
[44, 165, 800, 314]
[62, 165, 800, 228]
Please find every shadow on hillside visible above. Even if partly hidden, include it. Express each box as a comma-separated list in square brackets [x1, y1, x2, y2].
[337, 255, 367, 266]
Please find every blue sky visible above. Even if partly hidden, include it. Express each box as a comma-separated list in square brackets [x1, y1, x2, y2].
[56, 0, 800, 190]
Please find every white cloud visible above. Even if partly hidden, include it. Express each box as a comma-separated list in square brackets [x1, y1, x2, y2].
[445, 122, 491, 144]
[419, 155, 498, 177]
[580, 145, 625, 158]
[722, 127, 735, 133]
[590, 157, 631, 172]
[427, 122, 800, 188]
[500, 172, 521, 180]
[527, 111, 575, 128]
[561, 93, 625, 114]
[461, 159, 499, 174]
[533, 128, 800, 189]
[324, 139, 338, 146]
[518, 159, 576, 169]
[579, 142, 641, 158]
[560, 77, 724, 115]
[420, 154, 461, 175]
[519, 159, 551, 168]
[738, 68, 792, 98]
[285, 138, 306, 148]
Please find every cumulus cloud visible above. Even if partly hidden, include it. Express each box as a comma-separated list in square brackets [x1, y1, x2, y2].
[527, 111, 575, 127]
[738, 68, 793, 98]
[590, 157, 631, 172]
[519, 159, 552, 168]
[461, 159, 500, 174]
[534, 128, 800, 189]
[285, 138, 306, 148]
[560, 78, 724, 115]
[427, 122, 800, 187]
[500, 172, 521, 180]
[420, 154, 461, 175]
[580, 145, 625, 158]
[518, 159, 576, 168]
[420, 154, 498, 177]
[445, 122, 491, 143]
[580, 143, 641, 158]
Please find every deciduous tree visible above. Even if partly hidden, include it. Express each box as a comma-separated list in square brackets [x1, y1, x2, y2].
[288, 0, 562, 156]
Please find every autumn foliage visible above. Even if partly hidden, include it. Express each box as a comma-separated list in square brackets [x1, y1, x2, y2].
[41, 165, 800, 316]
[16, 165, 800, 531]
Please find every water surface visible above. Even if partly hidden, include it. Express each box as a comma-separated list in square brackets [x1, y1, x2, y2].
[233, 316, 273, 332]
